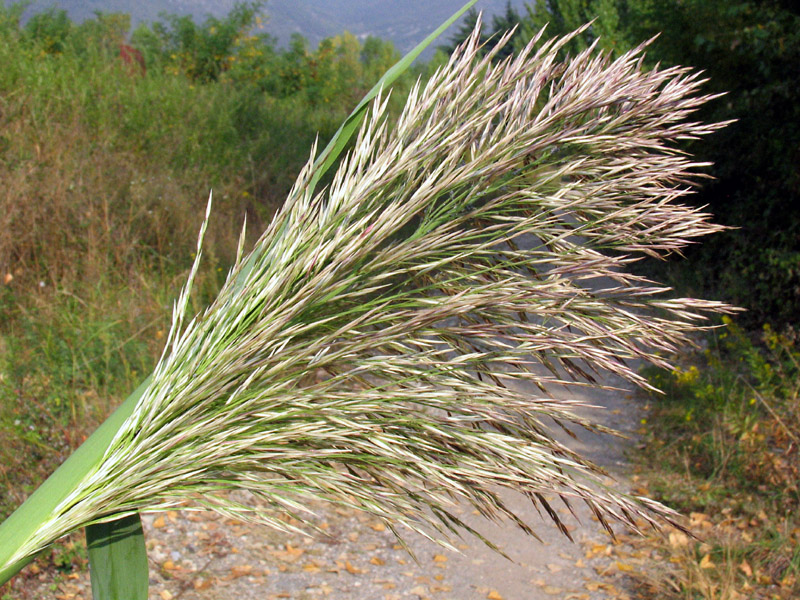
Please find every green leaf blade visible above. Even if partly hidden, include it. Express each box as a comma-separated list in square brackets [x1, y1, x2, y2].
[0, 377, 151, 586]
[86, 513, 148, 600]
[308, 0, 478, 191]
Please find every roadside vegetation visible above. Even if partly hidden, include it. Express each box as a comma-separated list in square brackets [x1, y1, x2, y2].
[0, 0, 418, 525]
[631, 320, 799, 599]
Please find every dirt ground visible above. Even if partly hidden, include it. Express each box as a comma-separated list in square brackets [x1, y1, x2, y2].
[14, 373, 658, 600]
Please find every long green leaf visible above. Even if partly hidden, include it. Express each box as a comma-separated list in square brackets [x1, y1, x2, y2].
[308, 0, 478, 193]
[86, 514, 148, 600]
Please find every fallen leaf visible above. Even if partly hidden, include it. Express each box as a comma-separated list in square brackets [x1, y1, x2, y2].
[739, 560, 753, 577]
[273, 544, 305, 562]
[757, 572, 772, 585]
[690, 512, 709, 523]
[370, 522, 387, 532]
[370, 557, 386, 566]
[153, 516, 166, 529]
[615, 561, 634, 572]
[193, 578, 214, 590]
[585, 581, 602, 592]
[585, 542, 612, 558]
[345, 561, 365, 575]
[699, 554, 715, 569]
[433, 554, 448, 563]
[543, 586, 563, 595]
[231, 565, 253, 577]
[668, 531, 689, 548]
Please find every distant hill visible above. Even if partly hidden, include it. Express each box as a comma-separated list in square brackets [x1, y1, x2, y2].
[25, 0, 529, 56]
[258, 0, 527, 53]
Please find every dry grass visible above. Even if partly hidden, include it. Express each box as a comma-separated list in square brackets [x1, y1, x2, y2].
[0, 109, 248, 289]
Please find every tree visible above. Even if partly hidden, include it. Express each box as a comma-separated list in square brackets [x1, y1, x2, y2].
[24, 7, 72, 54]
[439, 7, 487, 55]
[625, 0, 800, 325]
[131, 1, 268, 82]
[489, 1, 524, 60]
[514, 0, 633, 57]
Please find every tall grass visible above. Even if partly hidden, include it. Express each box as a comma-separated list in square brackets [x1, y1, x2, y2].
[0, 15, 736, 583]
[0, 3, 411, 536]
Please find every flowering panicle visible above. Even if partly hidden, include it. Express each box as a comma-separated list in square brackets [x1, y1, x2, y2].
[2, 19, 732, 572]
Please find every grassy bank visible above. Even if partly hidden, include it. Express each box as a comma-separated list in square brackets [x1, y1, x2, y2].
[631, 319, 799, 599]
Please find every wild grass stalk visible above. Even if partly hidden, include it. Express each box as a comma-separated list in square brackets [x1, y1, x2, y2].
[0, 18, 732, 582]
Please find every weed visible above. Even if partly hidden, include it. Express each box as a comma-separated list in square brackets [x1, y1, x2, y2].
[633, 319, 799, 599]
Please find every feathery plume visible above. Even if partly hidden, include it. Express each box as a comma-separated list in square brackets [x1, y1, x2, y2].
[1, 20, 732, 574]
